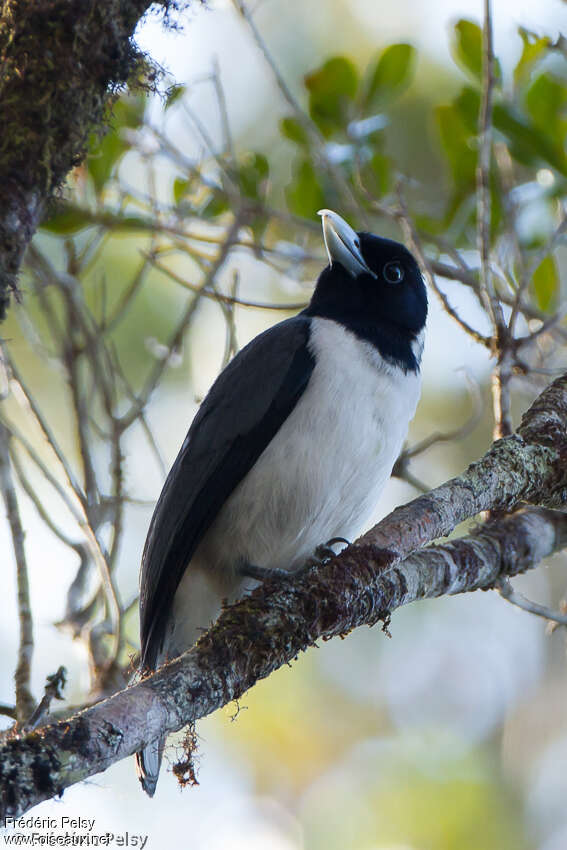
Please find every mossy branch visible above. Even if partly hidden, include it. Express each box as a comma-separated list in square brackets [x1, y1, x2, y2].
[0, 0, 193, 319]
[1, 371, 567, 818]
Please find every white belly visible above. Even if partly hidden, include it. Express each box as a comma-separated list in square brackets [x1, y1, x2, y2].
[199, 317, 422, 572]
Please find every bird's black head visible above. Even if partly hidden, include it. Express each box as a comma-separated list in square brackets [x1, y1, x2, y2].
[304, 210, 428, 372]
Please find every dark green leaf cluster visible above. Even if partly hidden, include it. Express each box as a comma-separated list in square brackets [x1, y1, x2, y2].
[437, 22, 566, 230]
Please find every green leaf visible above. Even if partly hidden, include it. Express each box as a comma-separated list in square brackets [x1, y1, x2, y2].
[280, 116, 309, 147]
[105, 214, 158, 231]
[237, 153, 269, 200]
[532, 255, 559, 311]
[86, 94, 146, 193]
[359, 152, 391, 197]
[165, 84, 186, 110]
[525, 72, 567, 142]
[87, 131, 129, 193]
[40, 204, 96, 234]
[305, 56, 359, 137]
[173, 177, 190, 205]
[514, 28, 551, 86]
[454, 85, 479, 132]
[452, 20, 482, 80]
[200, 191, 229, 219]
[249, 213, 269, 245]
[453, 85, 567, 176]
[451, 19, 501, 84]
[286, 159, 325, 218]
[493, 102, 567, 176]
[435, 102, 477, 188]
[112, 94, 146, 129]
[362, 44, 416, 110]
[40, 205, 165, 235]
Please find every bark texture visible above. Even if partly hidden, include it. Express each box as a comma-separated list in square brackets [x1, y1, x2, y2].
[1, 371, 567, 818]
[0, 0, 183, 318]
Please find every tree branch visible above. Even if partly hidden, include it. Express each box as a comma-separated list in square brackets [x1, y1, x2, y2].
[0, 0, 189, 318]
[2, 371, 567, 818]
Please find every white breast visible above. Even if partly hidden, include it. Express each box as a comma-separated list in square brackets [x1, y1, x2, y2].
[199, 317, 422, 573]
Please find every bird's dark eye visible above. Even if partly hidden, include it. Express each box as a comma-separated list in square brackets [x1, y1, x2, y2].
[383, 261, 404, 284]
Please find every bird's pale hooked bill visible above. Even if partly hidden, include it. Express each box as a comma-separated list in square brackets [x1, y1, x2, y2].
[318, 209, 377, 279]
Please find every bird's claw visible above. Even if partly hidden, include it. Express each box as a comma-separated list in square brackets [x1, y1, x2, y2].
[303, 536, 351, 569]
[313, 536, 350, 563]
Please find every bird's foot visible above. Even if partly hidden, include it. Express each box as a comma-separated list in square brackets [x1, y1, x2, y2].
[314, 536, 350, 562]
[238, 538, 350, 583]
[237, 564, 293, 582]
[302, 536, 351, 569]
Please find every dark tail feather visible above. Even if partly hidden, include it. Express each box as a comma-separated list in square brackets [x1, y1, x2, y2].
[135, 736, 165, 797]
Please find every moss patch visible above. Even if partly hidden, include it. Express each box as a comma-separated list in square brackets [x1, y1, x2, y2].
[0, 0, 193, 317]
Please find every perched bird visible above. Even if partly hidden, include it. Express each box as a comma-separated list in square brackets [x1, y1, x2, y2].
[136, 209, 427, 795]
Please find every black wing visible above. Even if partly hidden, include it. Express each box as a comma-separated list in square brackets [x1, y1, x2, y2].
[139, 314, 314, 668]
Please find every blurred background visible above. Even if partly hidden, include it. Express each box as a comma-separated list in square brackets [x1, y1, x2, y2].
[1, 0, 567, 847]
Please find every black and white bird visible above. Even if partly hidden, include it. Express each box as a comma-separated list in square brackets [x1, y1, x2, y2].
[136, 209, 427, 795]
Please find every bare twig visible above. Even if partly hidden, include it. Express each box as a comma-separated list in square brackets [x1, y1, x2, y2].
[0, 416, 122, 676]
[477, 0, 513, 440]
[9, 447, 77, 549]
[394, 187, 491, 346]
[477, 0, 505, 333]
[4, 350, 85, 505]
[0, 423, 35, 724]
[212, 56, 236, 166]
[119, 215, 245, 430]
[146, 252, 307, 311]
[400, 375, 483, 462]
[23, 667, 67, 731]
[516, 302, 567, 349]
[498, 579, 567, 627]
[491, 347, 514, 438]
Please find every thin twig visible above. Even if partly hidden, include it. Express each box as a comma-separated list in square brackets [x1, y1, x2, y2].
[212, 56, 236, 165]
[498, 579, 567, 627]
[146, 252, 307, 311]
[0, 417, 122, 675]
[477, 0, 505, 334]
[218, 271, 240, 368]
[100, 254, 151, 335]
[399, 375, 483, 462]
[9, 448, 77, 549]
[394, 187, 491, 346]
[477, 0, 513, 439]
[23, 667, 67, 731]
[4, 350, 85, 505]
[491, 348, 514, 438]
[493, 142, 527, 337]
[516, 301, 567, 349]
[0, 423, 35, 724]
[120, 215, 246, 430]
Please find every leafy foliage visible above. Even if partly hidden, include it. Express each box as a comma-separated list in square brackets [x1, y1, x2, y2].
[41, 22, 567, 318]
[532, 255, 559, 312]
